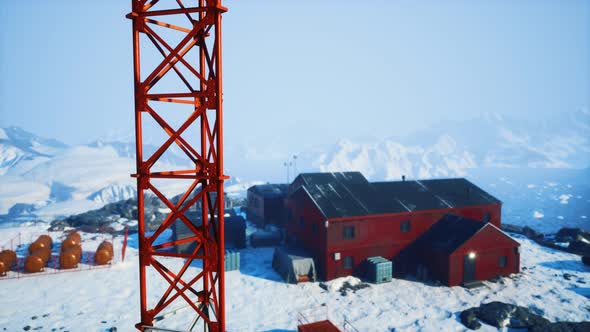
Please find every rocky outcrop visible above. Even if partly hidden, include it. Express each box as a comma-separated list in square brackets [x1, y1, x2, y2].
[555, 228, 590, 243]
[459, 302, 588, 330]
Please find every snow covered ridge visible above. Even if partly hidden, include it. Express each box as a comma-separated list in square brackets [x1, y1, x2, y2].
[312, 110, 590, 180]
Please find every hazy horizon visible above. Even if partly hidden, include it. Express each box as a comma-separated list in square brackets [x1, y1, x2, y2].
[1, 0, 589, 149]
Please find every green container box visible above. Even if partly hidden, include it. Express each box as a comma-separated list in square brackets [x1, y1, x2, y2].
[224, 249, 240, 271]
[366, 256, 392, 284]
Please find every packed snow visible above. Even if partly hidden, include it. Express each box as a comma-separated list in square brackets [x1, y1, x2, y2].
[0, 227, 588, 331]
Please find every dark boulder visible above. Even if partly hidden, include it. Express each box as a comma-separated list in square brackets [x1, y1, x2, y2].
[459, 308, 481, 330]
[502, 224, 524, 234]
[459, 302, 551, 330]
[556, 228, 590, 243]
[529, 322, 590, 332]
[476, 302, 549, 328]
[568, 241, 590, 257]
[523, 226, 544, 240]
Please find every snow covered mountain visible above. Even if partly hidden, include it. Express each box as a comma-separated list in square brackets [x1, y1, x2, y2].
[310, 110, 590, 181]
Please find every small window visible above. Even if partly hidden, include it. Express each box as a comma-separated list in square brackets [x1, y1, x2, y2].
[299, 216, 305, 228]
[400, 220, 411, 233]
[311, 223, 317, 234]
[483, 213, 491, 223]
[343, 256, 354, 269]
[343, 225, 355, 239]
[499, 256, 507, 268]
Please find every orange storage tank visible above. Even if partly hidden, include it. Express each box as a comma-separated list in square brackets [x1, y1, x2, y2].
[63, 244, 82, 258]
[28, 240, 48, 254]
[0, 250, 17, 268]
[61, 238, 81, 252]
[32, 248, 51, 264]
[60, 249, 80, 269]
[37, 235, 53, 249]
[25, 256, 45, 273]
[94, 248, 113, 265]
[98, 241, 113, 254]
[67, 231, 81, 244]
[0, 260, 7, 275]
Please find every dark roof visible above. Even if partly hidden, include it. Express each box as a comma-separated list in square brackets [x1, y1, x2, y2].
[289, 172, 501, 219]
[248, 183, 289, 198]
[290, 172, 407, 218]
[373, 178, 500, 210]
[418, 178, 501, 207]
[411, 214, 487, 254]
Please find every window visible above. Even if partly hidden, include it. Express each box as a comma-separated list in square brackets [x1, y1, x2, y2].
[343, 225, 355, 240]
[499, 256, 507, 268]
[400, 220, 411, 233]
[343, 256, 354, 269]
[299, 216, 305, 228]
[483, 213, 491, 223]
[311, 223, 317, 234]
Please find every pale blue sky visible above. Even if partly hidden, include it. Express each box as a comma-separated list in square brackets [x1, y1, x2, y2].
[1, 0, 589, 150]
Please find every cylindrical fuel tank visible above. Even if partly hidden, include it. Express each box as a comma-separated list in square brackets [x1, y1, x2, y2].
[0, 250, 17, 268]
[98, 241, 113, 254]
[66, 231, 81, 245]
[24, 255, 45, 273]
[28, 240, 48, 254]
[94, 248, 113, 265]
[0, 261, 7, 275]
[60, 249, 81, 269]
[37, 235, 53, 249]
[31, 248, 51, 264]
[61, 238, 81, 253]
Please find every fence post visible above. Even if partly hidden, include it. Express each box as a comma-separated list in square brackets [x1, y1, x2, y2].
[122, 226, 129, 262]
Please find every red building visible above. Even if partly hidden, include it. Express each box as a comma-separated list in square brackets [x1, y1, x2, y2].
[284, 172, 520, 285]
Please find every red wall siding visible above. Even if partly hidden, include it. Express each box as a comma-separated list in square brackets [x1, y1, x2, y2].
[285, 190, 328, 278]
[447, 226, 520, 286]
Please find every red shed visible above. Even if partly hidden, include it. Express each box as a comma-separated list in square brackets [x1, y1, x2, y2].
[285, 172, 510, 281]
[401, 214, 520, 286]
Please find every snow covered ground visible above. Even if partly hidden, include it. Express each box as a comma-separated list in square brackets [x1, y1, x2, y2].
[0, 227, 588, 331]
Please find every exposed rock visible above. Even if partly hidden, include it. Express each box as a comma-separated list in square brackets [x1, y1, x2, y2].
[569, 241, 590, 257]
[563, 273, 574, 281]
[523, 226, 544, 240]
[502, 224, 524, 234]
[529, 322, 590, 332]
[582, 256, 590, 266]
[556, 228, 590, 243]
[459, 308, 481, 330]
[459, 302, 550, 330]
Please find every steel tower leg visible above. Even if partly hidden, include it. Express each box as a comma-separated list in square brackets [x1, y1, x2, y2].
[127, 1, 228, 331]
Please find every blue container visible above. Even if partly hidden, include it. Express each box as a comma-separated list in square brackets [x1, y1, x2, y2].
[366, 256, 392, 284]
[224, 249, 240, 271]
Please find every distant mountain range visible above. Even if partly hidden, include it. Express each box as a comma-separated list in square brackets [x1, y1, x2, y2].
[0, 109, 588, 223]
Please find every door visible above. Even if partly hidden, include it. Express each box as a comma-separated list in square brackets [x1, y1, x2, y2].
[463, 255, 476, 283]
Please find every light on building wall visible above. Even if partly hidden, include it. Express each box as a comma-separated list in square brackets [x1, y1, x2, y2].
[468, 252, 476, 259]
[324, 220, 329, 228]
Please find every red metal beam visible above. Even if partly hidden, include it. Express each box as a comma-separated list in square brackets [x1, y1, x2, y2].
[128, 1, 227, 330]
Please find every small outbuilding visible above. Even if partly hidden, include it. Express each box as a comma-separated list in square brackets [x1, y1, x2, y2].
[401, 214, 520, 286]
[272, 247, 318, 284]
[174, 214, 246, 254]
[247, 184, 289, 227]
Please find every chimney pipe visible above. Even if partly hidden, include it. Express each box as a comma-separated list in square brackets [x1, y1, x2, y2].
[402, 175, 406, 182]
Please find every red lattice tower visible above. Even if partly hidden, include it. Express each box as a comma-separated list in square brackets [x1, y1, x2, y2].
[127, 1, 228, 330]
